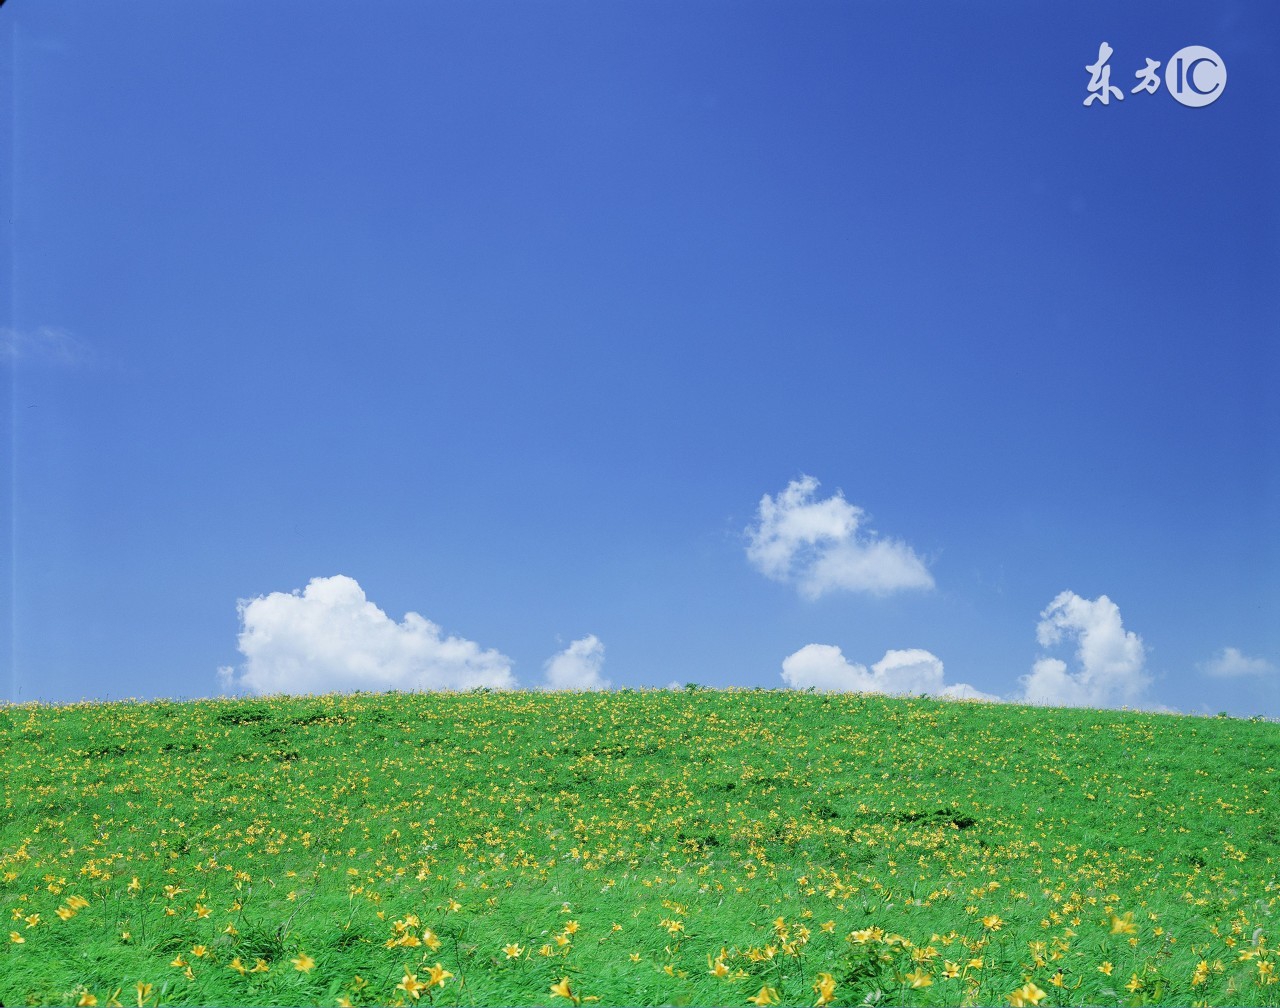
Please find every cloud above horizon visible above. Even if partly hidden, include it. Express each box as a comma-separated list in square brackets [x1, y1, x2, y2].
[781, 644, 997, 700]
[542, 635, 611, 691]
[1018, 591, 1157, 709]
[218, 575, 516, 696]
[781, 592, 1171, 711]
[746, 476, 933, 599]
[1200, 647, 1276, 679]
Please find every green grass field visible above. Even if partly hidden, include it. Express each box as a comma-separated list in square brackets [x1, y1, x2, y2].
[1, 688, 1276, 1007]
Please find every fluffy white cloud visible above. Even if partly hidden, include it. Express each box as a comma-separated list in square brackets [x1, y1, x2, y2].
[746, 476, 933, 599]
[781, 644, 997, 701]
[217, 575, 516, 696]
[1018, 591, 1152, 709]
[782, 644, 875, 692]
[542, 635, 611, 691]
[1200, 647, 1277, 678]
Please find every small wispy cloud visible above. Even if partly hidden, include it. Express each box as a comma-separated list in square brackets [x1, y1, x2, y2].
[1200, 647, 1276, 679]
[218, 575, 516, 697]
[1017, 591, 1160, 710]
[0, 326, 92, 366]
[745, 476, 934, 599]
[542, 635, 611, 691]
[781, 644, 996, 700]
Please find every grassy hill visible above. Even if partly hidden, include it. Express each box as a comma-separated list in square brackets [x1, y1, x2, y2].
[1, 688, 1277, 1006]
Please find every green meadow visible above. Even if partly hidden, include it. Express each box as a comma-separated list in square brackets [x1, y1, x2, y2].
[1, 688, 1276, 1007]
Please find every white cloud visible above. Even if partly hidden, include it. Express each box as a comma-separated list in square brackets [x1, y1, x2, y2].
[782, 644, 875, 692]
[938, 681, 1003, 702]
[1, 326, 91, 365]
[542, 635, 611, 691]
[1201, 647, 1277, 678]
[218, 575, 516, 697]
[745, 476, 933, 599]
[1017, 591, 1152, 709]
[781, 644, 997, 701]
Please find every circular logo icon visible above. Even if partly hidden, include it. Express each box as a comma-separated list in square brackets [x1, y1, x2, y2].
[1165, 45, 1226, 107]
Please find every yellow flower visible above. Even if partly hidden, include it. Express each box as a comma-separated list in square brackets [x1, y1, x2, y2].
[128, 878, 141, 893]
[968, 958, 984, 970]
[224, 922, 238, 935]
[1048, 971, 1065, 987]
[78, 992, 99, 1006]
[813, 972, 837, 1005]
[397, 971, 426, 1000]
[550, 977, 578, 1004]
[747, 986, 780, 1006]
[422, 927, 442, 950]
[445, 898, 462, 912]
[503, 942, 524, 959]
[982, 915, 1004, 930]
[228, 957, 248, 975]
[1008, 982, 1046, 1006]
[9, 931, 24, 943]
[565, 920, 579, 934]
[629, 952, 642, 962]
[943, 961, 961, 979]
[67, 895, 90, 910]
[135, 982, 152, 1007]
[1098, 961, 1113, 975]
[1125, 974, 1143, 992]
[1110, 911, 1137, 935]
[24, 914, 40, 928]
[427, 963, 453, 988]
[292, 952, 316, 972]
[191, 944, 208, 958]
[192, 903, 211, 919]
[905, 967, 933, 989]
[251, 958, 270, 973]
[170, 955, 187, 968]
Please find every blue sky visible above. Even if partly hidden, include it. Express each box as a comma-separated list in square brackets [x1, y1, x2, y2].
[4, 1, 1277, 717]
